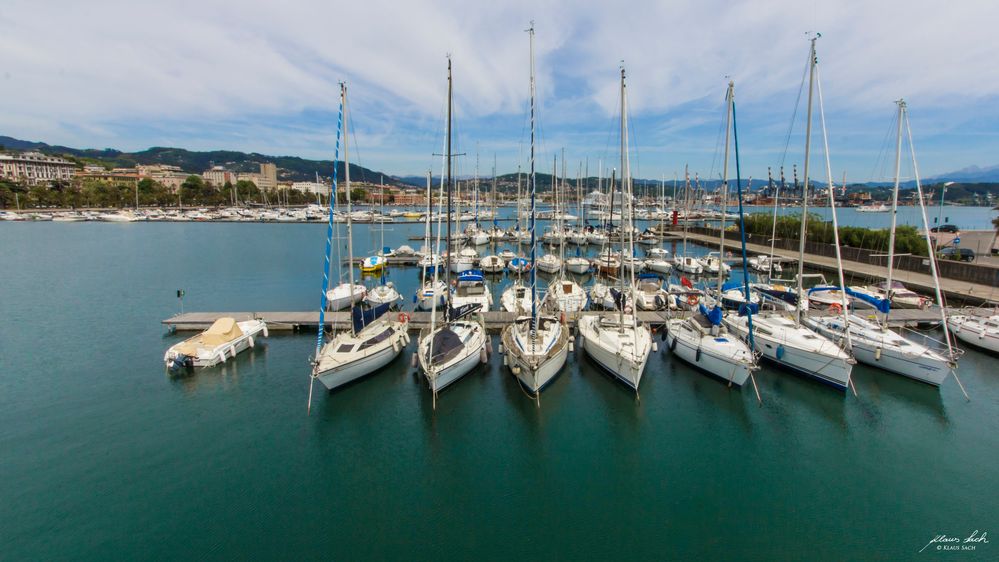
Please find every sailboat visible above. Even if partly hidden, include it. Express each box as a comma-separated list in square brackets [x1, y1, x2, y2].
[500, 25, 570, 395]
[578, 67, 653, 390]
[366, 182, 402, 307]
[416, 171, 447, 311]
[417, 57, 489, 404]
[804, 93, 962, 388]
[665, 81, 758, 389]
[310, 83, 409, 396]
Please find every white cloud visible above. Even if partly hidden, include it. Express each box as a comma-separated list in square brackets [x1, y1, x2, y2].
[1, 0, 997, 176]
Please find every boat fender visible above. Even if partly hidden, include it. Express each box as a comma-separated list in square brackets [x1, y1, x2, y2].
[670, 337, 678, 352]
[230, 346, 238, 359]
[655, 295, 666, 310]
[776, 344, 785, 360]
[503, 354, 508, 366]
[652, 341, 658, 353]
[393, 341, 400, 353]
[262, 326, 269, 337]
[875, 347, 882, 361]
[486, 338, 493, 354]
[569, 340, 574, 352]
[218, 351, 227, 363]
[410, 353, 418, 368]
[512, 364, 521, 375]
[480, 348, 488, 364]
[248, 336, 254, 348]
[695, 347, 702, 362]
[498, 342, 504, 354]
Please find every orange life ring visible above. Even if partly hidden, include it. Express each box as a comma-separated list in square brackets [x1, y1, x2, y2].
[398, 312, 411, 323]
[687, 295, 698, 306]
[829, 303, 843, 314]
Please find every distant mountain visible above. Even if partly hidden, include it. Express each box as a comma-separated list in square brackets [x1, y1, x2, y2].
[927, 164, 999, 183]
[0, 135, 408, 187]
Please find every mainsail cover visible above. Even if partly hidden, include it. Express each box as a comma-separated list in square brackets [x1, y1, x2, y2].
[699, 303, 723, 326]
[352, 303, 391, 334]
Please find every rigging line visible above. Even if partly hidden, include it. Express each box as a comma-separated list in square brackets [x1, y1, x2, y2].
[868, 109, 898, 183]
[779, 47, 812, 168]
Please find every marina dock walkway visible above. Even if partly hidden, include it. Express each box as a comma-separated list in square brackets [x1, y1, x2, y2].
[162, 307, 960, 332]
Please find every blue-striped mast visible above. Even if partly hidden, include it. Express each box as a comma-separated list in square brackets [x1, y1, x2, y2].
[315, 87, 344, 358]
[528, 22, 537, 332]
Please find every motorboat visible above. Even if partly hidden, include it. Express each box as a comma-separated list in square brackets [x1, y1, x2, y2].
[507, 256, 532, 274]
[165, 317, 267, 369]
[360, 255, 386, 274]
[451, 270, 493, 312]
[478, 254, 505, 273]
[633, 274, 671, 311]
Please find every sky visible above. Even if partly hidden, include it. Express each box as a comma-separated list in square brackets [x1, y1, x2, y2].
[2, 0, 998, 182]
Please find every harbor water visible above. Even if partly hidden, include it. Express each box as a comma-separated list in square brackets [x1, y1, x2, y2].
[2, 220, 998, 560]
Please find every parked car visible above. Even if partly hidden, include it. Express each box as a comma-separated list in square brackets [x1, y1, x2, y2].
[930, 224, 959, 233]
[938, 247, 975, 262]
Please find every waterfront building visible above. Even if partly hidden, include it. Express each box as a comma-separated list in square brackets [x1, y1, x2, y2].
[203, 166, 238, 187]
[0, 151, 76, 185]
[291, 181, 328, 195]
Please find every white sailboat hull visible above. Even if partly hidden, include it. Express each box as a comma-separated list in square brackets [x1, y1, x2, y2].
[665, 320, 752, 387]
[314, 323, 409, 390]
[578, 316, 650, 390]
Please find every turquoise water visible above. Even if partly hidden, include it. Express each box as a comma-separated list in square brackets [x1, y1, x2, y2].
[2, 221, 998, 560]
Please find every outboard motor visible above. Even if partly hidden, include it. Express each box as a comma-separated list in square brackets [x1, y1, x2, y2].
[169, 354, 193, 371]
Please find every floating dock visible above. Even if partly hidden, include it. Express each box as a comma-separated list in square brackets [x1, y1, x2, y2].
[162, 307, 960, 332]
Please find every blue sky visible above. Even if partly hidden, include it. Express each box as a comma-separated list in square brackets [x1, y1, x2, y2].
[3, 0, 997, 181]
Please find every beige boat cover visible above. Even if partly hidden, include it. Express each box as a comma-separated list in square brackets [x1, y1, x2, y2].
[174, 317, 243, 355]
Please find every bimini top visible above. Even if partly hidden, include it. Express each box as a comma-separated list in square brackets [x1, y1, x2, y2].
[457, 270, 484, 283]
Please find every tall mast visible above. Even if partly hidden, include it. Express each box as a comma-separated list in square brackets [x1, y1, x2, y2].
[619, 66, 631, 328]
[795, 37, 817, 327]
[884, 99, 904, 329]
[344, 82, 356, 336]
[904, 104, 965, 393]
[717, 81, 733, 298]
[445, 57, 453, 310]
[812, 43, 855, 382]
[528, 22, 538, 329]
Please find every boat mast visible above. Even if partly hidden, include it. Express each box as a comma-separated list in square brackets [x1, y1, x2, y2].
[795, 37, 817, 328]
[767, 166, 780, 280]
[344, 83, 357, 336]
[717, 81, 733, 300]
[619, 66, 628, 328]
[445, 57, 454, 313]
[309, 83, 345, 413]
[528, 22, 538, 331]
[812, 43, 856, 382]
[422, 170, 431, 288]
[883, 98, 904, 330]
[903, 103, 967, 398]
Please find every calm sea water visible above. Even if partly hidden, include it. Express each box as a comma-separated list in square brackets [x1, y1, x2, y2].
[2, 219, 998, 560]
